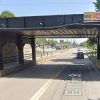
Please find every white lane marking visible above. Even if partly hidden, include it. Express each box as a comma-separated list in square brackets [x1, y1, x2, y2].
[30, 79, 51, 100]
[30, 68, 64, 100]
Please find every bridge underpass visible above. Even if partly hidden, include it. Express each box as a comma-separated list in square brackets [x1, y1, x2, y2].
[0, 14, 100, 72]
[0, 14, 100, 100]
[1, 47, 100, 100]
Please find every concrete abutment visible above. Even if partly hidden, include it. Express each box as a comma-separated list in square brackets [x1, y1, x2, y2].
[0, 32, 36, 76]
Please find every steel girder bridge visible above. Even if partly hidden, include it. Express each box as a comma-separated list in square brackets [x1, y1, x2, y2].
[0, 14, 100, 70]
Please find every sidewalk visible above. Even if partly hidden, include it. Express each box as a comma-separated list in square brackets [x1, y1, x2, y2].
[36, 51, 65, 64]
[0, 49, 68, 76]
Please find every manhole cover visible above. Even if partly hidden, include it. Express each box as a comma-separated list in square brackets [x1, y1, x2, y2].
[64, 89, 81, 96]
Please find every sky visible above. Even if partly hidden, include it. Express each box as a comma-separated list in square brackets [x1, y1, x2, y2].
[0, 0, 96, 43]
[52, 38, 87, 44]
[0, 0, 96, 16]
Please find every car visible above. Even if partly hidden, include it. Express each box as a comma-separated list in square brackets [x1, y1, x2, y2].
[77, 49, 81, 51]
[77, 51, 84, 59]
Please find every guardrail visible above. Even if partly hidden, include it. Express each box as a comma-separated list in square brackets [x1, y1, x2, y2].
[86, 50, 97, 64]
[87, 51, 97, 57]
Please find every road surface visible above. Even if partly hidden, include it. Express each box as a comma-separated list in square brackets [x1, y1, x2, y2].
[0, 49, 100, 100]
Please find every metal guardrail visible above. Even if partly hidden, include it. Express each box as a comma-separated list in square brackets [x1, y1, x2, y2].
[87, 51, 97, 57]
[87, 51, 97, 64]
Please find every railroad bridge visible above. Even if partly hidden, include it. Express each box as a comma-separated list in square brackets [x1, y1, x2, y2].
[0, 13, 100, 71]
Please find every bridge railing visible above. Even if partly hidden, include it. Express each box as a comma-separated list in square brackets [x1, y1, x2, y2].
[86, 50, 97, 64]
[87, 51, 97, 57]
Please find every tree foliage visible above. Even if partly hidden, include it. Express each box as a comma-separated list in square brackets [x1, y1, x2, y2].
[64, 41, 71, 48]
[80, 41, 88, 47]
[85, 1, 100, 49]
[80, 38, 97, 50]
[87, 38, 97, 46]
[93, 0, 100, 10]
[0, 10, 15, 18]
[36, 38, 59, 47]
[36, 38, 45, 46]
[47, 39, 58, 47]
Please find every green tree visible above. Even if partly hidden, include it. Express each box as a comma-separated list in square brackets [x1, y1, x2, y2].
[47, 39, 58, 47]
[36, 38, 45, 47]
[0, 10, 15, 18]
[80, 38, 97, 50]
[87, 38, 97, 46]
[85, 1, 100, 49]
[64, 41, 71, 48]
[93, 0, 100, 11]
[80, 41, 88, 48]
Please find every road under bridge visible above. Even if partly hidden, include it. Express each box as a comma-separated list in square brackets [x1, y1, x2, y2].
[0, 13, 100, 71]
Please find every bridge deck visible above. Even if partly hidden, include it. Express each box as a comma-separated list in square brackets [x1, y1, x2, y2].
[0, 14, 100, 38]
[0, 24, 100, 38]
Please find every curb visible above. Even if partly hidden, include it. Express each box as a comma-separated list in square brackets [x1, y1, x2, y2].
[0, 61, 34, 77]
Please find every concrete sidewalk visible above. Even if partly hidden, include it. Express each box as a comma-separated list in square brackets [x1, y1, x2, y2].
[0, 49, 69, 76]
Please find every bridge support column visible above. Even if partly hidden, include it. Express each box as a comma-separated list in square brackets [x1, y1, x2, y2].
[0, 47, 3, 70]
[17, 36, 24, 64]
[97, 36, 100, 59]
[31, 37, 36, 64]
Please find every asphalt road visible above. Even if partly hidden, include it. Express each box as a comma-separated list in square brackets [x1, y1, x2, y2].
[0, 49, 100, 100]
